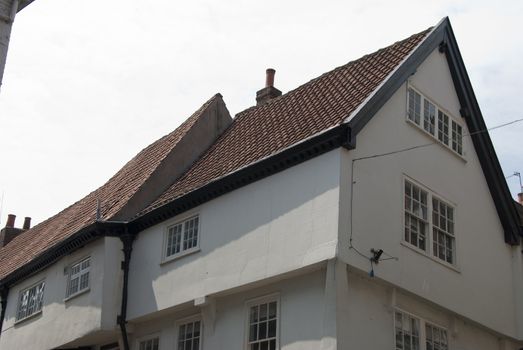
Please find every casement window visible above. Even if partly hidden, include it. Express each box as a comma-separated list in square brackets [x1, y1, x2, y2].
[395, 310, 449, 350]
[66, 257, 90, 298]
[246, 296, 279, 350]
[407, 87, 464, 156]
[404, 179, 456, 265]
[139, 336, 159, 350]
[16, 280, 45, 322]
[165, 215, 200, 259]
[176, 317, 202, 350]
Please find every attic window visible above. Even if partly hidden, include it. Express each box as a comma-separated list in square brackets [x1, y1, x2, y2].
[407, 87, 464, 157]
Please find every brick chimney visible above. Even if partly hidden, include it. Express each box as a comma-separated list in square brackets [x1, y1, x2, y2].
[0, 214, 28, 247]
[256, 68, 282, 106]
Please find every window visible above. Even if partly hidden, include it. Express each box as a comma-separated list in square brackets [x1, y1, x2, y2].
[432, 198, 455, 264]
[451, 121, 462, 155]
[177, 318, 202, 350]
[246, 297, 279, 350]
[404, 181, 428, 251]
[395, 311, 420, 350]
[423, 99, 436, 135]
[16, 280, 45, 322]
[425, 323, 449, 350]
[408, 89, 422, 125]
[66, 257, 90, 298]
[139, 337, 159, 350]
[407, 87, 464, 156]
[404, 179, 456, 265]
[165, 216, 200, 259]
[395, 311, 448, 350]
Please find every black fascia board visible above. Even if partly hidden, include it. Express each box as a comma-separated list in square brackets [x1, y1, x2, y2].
[441, 21, 521, 244]
[348, 17, 521, 245]
[130, 124, 349, 233]
[0, 221, 126, 288]
[347, 20, 447, 138]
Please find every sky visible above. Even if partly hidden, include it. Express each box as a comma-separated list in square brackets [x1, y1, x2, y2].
[0, 0, 522, 226]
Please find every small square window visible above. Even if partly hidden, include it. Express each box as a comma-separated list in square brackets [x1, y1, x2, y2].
[66, 257, 91, 298]
[165, 216, 200, 260]
[16, 280, 45, 322]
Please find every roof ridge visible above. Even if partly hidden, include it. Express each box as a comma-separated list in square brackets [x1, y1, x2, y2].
[235, 27, 433, 119]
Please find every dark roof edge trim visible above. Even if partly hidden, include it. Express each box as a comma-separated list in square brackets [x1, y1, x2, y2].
[347, 17, 521, 245]
[441, 20, 521, 244]
[130, 124, 350, 233]
[0, 221, 126, 288]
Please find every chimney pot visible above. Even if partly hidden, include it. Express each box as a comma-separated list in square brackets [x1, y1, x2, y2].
[23, 217, 31, 230]
[256, 68, 282, 106]
[265, 68, 276, 88]
[6, 214, 15, 228]
[518, 193, 523, 205]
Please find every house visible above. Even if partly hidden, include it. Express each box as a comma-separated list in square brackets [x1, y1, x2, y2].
[0, 17, 522, 350]
[0, 0, 35, 91]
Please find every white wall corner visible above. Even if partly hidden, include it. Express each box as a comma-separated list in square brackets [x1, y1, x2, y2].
[320, 258, 349, 350]
[196, 296, 216, 335]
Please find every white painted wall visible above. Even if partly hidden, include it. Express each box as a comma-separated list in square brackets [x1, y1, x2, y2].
[338, 268, 521, 350]
[338, 48, 521, 339]
[128, 268, 327, 350]
[0, 237, 123, 350]
[127, 150, 341, 319]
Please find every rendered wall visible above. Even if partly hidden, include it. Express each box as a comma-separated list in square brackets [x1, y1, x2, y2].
[128, 268, 327, 350]
[338, 268, 520, 350]
[338, 48, 520, 340]
[0, 237, 122, 350]
[127, 150, 340, 319]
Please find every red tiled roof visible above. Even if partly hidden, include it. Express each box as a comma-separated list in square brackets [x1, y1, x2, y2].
[143, 28, 431, 213]
[0, 94, 222, 280]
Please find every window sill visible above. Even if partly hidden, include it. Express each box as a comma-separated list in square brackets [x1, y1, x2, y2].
[400, 241, 460, 273]
[406, 119, 467, 163]
[14, 310, 42, 325]
[161, 247, 200, 265]
[64, 287, 90, 302]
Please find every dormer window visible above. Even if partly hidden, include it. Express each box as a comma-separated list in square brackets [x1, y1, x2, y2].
[407, 87, 464, 157]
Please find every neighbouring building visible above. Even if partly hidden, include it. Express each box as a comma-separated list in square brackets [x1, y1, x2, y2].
[0, 17, 523, 350]
[0, 0, 34, 91]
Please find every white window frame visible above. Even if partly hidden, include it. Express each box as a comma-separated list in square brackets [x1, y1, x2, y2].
[244, 293, 280, 350]
[15, 279, 45, 323]
[136, 333, 160, 350]
[406, 85, 465, 158]
[65, 256, 91, 300]
[163, 214, 201, 263]
[394, 309, 449, 350]
[403, 176, 458, 269]
[175, 314, 203, 350]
